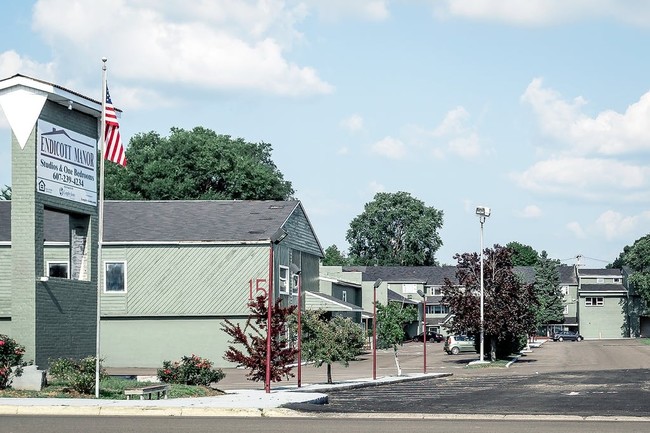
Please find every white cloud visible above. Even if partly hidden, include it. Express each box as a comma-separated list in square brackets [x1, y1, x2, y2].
[593, 210, 650, 241]
[408, 106, 483, 159]
[31, 0, 333, 99]
[0, 50, 56, 81]
[522, 78, 650, 156]
[517, 205, 542, 218]
[512, 157, 650, 201]
[566, 221, 586, 239]
[368, 180, 385, 195]
[340, 114, 364, 132]
[434, 0, 650, 27]
[371, 136, 406, 159]
[337, 146, 350, 155]
[305, 0, 390, 21]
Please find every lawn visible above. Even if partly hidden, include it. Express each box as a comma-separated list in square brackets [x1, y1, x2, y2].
[0, 376, 224, 399]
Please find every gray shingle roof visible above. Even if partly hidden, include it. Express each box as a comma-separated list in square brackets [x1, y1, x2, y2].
[103, 200, 298, 242]
[345, 265, 459, 285]
[580, 283, 627, 293]
[0, 200, 301, 243]
[578, 268, 622, 277]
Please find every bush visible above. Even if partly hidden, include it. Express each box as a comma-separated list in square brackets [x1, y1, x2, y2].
[0, 334, 25, 389]
[157, 354, 225, 386]
[49, 356, 106, 394]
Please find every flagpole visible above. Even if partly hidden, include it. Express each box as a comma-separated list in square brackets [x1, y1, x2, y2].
[95, 57, 108, 398]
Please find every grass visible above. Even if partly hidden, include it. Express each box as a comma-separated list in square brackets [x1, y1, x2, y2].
[0, 377, 225, 399]
[639, 338, 650, 346]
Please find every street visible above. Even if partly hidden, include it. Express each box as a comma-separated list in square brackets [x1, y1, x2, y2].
[1, 416, 650, 433]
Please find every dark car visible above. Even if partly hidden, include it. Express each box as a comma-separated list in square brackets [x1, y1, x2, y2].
[412, 331, 444, 343]
[553, 331, 584, 342]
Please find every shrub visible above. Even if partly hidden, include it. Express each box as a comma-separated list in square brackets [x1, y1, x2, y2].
[49, 356, 106, 394]
[157, 354, 225, 386]
[0, 334, 25, 389]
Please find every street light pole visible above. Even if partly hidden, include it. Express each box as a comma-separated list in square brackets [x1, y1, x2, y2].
[475, 206, 491, 363]
[290, 264, 302, 388]
[417, 289, 427, 374]
[372, 278, 382, 380]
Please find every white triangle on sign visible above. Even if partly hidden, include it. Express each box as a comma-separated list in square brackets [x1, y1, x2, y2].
[0, 85, 48, 149]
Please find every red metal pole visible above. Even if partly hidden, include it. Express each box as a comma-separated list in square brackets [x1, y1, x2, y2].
[265, 244, 273, 393]
[372, 284, 377, 380]
[423, 297, 427, 374]
[297, 273, 302, 388]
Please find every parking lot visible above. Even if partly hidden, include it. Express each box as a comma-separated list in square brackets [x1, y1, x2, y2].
[286, 339, 650, 416]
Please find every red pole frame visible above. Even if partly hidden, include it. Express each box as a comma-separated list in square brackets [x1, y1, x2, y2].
[297, 273, 302, 388]
[265, 244, 274, 394]
[372, 284, 377, 380]
[423, 296, 427, 374]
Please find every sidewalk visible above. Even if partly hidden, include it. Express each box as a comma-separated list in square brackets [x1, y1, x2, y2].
[0, 345, 452, 417]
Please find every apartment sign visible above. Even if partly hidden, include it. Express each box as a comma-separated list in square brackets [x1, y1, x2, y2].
[36, 119, 97, 206]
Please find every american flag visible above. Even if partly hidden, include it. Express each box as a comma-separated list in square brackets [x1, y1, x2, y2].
[104, 85, 126, 166]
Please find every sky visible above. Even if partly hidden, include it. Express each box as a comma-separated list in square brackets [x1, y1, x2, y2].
[1, 0, 650, 268]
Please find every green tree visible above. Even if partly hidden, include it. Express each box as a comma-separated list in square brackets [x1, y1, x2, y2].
[321, 245, 349, 266]
[299, 310, 365, 384]
[532, 251, 565, 330]
[376, 302, 418, 376]
[623, 234, 650, 306]
[506, 241, 538, 266]
[104, 127, 294, 200]
[346, 192, 443, 266]
[0, 186, 10, 200]
[441, 245, 537, 361]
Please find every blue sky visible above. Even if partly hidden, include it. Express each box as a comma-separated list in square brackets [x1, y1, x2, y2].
[2, 0, 650, 267]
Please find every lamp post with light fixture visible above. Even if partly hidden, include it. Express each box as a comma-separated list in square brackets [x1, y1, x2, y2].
[416, 289, 427, 374]
[475, 206, 490, 363]
[372, 278, 382, 380]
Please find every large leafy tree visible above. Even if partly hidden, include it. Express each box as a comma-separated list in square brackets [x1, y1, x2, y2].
[299, 310, 365, 384]
[321, 245, 350, 266]
[221, 295, 297, 383]
[532, 251, 565, 330]
[104, 127, 294, 200]
[623, 234, 650, 306]
[376, 302, 418, 376]
[441, 245, 537, 361]
[506, 241, 538, 266]
[346, 192, 443, 266]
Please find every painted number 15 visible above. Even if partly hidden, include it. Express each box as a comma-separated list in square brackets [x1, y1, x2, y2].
[248, 278, 267, 300]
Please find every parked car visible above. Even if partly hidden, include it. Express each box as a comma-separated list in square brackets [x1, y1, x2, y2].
[412, 331, 445, 343]
[553, 331, 584, 342]
[444, 335, 476, 355]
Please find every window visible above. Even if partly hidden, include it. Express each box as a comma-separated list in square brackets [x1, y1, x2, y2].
[561, 286, 569, 296]
[278, 266, 289, 294]
[47, 261, 69, 278]
[585, 297, 604, 307]
[430, 286, 442, 296]
[563, 305, 569, 315]
[427, 305, 449, 315]
[614, 278, 621, 283]
[341, 290, 347, 303]
[105, 262, 126, 292]
[596, 278, 604, 283]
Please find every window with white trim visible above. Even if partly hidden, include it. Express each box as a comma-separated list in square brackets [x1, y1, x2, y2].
[561, 286, 569, 296]
[427, 305, 449, 315]
[278, 266, 289, 294]
[341, 290, 347, 303]
[563, 305, 569, 315]
[585, 297, 604, 307]
[596, 278, 604, 283]
[47, 261, 69, 278]
[430, 286, 442, 296]
[104, 262, 126, 293]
